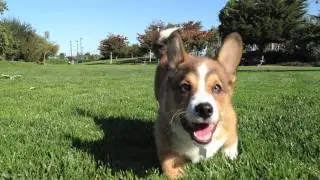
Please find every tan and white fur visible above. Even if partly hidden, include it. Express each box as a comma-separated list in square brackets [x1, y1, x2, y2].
[154, 28, 243, 179]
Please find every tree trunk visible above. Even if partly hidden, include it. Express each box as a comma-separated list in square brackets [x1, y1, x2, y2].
[110, 52, 113, 64]
[258, 43, 266, 64]
[43, 52, 46, 65]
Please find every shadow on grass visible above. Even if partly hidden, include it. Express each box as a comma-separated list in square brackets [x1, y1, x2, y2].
[69, 108, 158, 177]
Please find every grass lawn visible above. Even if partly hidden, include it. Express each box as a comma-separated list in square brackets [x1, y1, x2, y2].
[0, 61, 319, 179]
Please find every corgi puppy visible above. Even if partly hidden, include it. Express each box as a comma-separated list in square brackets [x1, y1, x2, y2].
[154, 28, 243, 179]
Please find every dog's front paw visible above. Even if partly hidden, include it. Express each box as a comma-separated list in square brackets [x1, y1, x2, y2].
[163, 166, 184, 179]
[223, 141, 238, 160]
[161, 153, 187, 179]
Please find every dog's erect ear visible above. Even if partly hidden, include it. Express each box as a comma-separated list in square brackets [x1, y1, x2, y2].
[158, 27, 186, 70]
[218, 32, 243, 84]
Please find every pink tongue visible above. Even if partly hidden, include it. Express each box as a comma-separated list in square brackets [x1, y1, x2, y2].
[193, 124, 214, 142]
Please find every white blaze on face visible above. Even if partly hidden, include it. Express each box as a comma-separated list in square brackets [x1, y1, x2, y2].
[186, 63, 219, 123]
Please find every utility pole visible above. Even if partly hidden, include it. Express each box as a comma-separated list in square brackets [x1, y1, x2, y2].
[69, 40, 74, 64]
[43, 31, 50, 65]
[80, 37, 83, 62]
[70, 41, 73, 57]
[76, 40, 79, 55]
[76, 40, 79, 63]
[80, 38, 83, 55]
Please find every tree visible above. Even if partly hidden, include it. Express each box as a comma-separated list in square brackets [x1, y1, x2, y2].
[20, 33, 44, 62]
[0, 0, 8, 59]
[0, 0, 7, 14]
[41, 40, 59, 64]
[137, 20, 166, 60]
[206, 27, 221, 58]
[99, 33, 128, 59]
[138, 20, 213, 58]
[123, 44, 144, 58]
[82, 52, 91, 61]
[292, 14, 320, 61]
[0, 25, 10, 59]
[1, 17, 59, 62]
[1, 18, 36, 60]
[59, 52, 66, 59]
[219, 0, 307, 51]
[180, 21, 213, 55]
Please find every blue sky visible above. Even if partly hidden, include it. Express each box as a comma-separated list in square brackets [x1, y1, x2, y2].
[4, 0, 320, 55]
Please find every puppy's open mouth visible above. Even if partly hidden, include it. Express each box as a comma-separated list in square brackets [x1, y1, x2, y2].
[180, 118, 217, 144]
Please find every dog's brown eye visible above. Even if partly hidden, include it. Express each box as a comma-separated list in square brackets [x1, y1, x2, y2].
[180, 83, 192, 93]
[213, 84, 222, 93]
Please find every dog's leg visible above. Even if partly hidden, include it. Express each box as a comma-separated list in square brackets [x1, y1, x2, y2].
[223, 136, 238, 160]
[221, 107, 238, 160]
[155, 124, 187, 179]
[159, 152, 187, 179]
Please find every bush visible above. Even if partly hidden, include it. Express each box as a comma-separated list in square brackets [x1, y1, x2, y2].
[46, 58, 68, 64]
[306, 42, 320, 62]
[278, 61, 312, 66]
[264, 51, 317, 64]
[241, 51, 317, 66]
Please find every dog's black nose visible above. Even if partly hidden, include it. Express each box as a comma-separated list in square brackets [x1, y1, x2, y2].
[195, 103, 213, 119]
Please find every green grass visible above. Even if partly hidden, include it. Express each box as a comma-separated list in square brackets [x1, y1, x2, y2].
[0, 61, 319, 179]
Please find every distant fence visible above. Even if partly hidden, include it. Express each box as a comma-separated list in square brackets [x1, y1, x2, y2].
[44, 57, 160, 65]
[82, 57, 159, 65]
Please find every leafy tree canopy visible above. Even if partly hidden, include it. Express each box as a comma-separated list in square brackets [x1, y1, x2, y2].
[219, 0, 307, 50]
